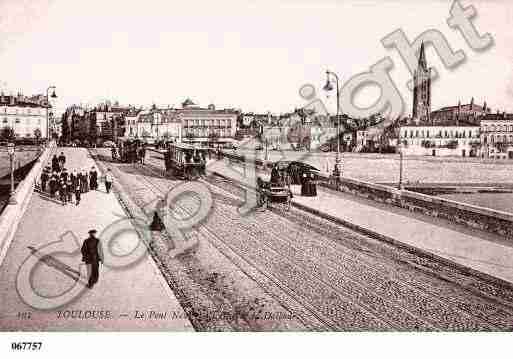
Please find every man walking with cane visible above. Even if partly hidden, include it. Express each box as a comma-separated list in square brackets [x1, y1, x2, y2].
[81, 229, 103, 289]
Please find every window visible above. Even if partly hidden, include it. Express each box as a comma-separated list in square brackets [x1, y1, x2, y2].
[2, 118, 6, 123]
[15, 118, 20, 124]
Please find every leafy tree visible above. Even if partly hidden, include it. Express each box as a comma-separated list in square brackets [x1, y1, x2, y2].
[61, 115, 70, 142]
[89, 113, 98, 144]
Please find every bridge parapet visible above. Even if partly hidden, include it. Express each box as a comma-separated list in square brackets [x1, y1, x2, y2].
[318, 174, 513, 239]
[0, 144, 54, 266]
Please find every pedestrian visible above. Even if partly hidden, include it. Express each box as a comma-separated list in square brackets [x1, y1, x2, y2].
[75, 184, 81, 205]
[40, 168, 49, 193]
[83, 170, 90, 192]
[301, 172, 309, 196]
[66, 178, 73, 203]
[49, 172, 58, 197]
[58, 152, 66, 171]
[104, 169, 113, 194]
[80, 229, 104, 289]
[51, 155, 59, 173]
[60, 168, 68, 182]
[309, 172, 317, 197]
[70, 169, 77, 189]
[140, 146, 146, 164]
[79, 170, 86, 193]
[59, 179, 67, 204]
[89, 167, 98, 190]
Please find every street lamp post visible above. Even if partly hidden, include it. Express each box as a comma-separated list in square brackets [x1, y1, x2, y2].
[46, 86, 57, 142]
[7, 142, 17, 205]
[323, 70, 342, 179]
[398, 143, 404, 190]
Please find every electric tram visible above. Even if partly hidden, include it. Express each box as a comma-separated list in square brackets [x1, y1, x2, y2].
[164, 143, 208, 180]
[115, 138, 144, 163]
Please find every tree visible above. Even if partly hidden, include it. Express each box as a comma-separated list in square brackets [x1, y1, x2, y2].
[89, 113, 98, 144]
[1, 126, 15, 140]
[61, 116, 70, 143]
[34, 128, 42, 144]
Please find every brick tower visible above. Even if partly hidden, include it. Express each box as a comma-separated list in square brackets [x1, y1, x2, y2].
[412, 42, 432, 123]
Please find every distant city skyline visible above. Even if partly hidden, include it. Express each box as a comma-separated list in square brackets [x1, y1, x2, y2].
[0, 0, 511, 117]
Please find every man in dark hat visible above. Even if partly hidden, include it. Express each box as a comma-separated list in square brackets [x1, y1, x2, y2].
[81, 230, 103, 289]
[89, 166, 98, 191]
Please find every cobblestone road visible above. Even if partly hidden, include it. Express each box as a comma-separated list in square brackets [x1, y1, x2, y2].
[94, 148, 513, 331]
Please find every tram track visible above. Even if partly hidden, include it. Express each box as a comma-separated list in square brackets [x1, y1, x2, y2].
[148, 150, 513, 323]
[96, 149, 513, 330]
[126, 165, 344, 330]
[197, 158, 513, 330]
[92, 152, 332, 330]
[132, 161, 439, 329]
[145, 149, 513, 329]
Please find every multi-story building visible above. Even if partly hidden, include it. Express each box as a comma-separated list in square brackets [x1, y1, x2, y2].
[179, 99, 238, 144]
[480, 113, 513, 159]
[0, 93, 52, 139]
[93, 101, 134, 139]
[129, 106, 181, 142]
[399, 122, 480, 157]
[124, 99, 238, 145]
[431, 98, 489, 125]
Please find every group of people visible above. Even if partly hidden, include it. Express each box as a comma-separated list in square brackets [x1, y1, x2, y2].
[39, 152, 101, 206]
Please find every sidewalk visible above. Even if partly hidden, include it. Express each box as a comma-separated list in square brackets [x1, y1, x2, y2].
[0, 148, 193, 331]
[207, 158, 513, 286]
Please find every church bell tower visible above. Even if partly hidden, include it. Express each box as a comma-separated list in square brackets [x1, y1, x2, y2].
[412, 42, 432, 124]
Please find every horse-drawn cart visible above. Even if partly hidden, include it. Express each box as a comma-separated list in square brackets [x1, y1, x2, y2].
[257, 179, 291, 211]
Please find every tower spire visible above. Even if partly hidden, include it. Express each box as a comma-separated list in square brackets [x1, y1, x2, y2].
[418, 41, 427, 70]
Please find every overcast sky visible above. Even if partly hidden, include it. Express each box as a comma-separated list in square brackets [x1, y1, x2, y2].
[0, 0, 511, 116]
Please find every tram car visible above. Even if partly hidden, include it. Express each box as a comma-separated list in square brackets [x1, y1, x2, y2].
[164, 143, 208, 180]
[116, 138, 143, 163]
